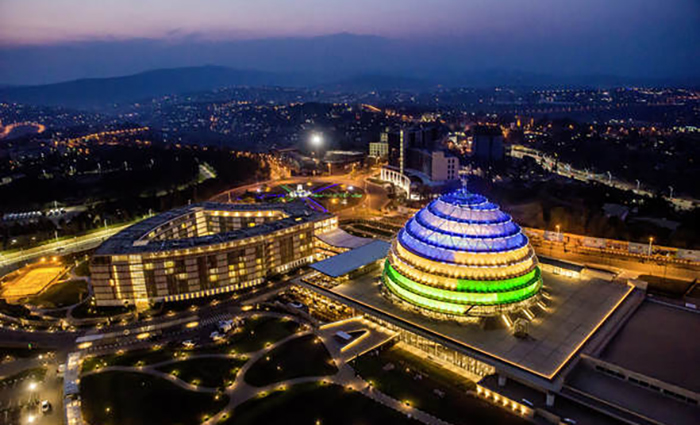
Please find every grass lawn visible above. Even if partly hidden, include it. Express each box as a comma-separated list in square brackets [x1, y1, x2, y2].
[0, 346, 50, 361]
[223, 382, 420, 425]
[74, 260, 91, 277]
[71, 302, 133, 318]
[82, 316, 301, 373]
[0, 367, 47, 385]
[0, 300, 35, 319]
[245, 334, 337, 387]
[638, 274, 693, 298]
[81, 347, 182, 373]
[26, 279, 88, 308]
[156, 357, 246, 389]
[81, 371, 228, 425]
[353, 347, 529, 425]
[197, 316, 302, 355]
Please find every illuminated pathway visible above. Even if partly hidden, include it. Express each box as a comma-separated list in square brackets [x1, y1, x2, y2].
[74, 311, 452, 425]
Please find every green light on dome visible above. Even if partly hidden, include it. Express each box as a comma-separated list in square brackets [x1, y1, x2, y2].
[381, 188, 543, 316]
[384, 262, 541, 307]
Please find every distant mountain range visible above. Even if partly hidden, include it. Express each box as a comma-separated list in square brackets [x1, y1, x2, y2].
[1, 32, 697, 110]
[0, 65, 444, 109]
[0, 66, 297, 109]
[0, 64, 697, 110]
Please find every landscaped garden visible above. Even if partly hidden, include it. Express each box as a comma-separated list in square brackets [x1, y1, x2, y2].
[80, 371, 228, 425]
[156, 357, 246, 388]
[71, 302, 133, 319]
[0, 367, 46, 386]
[244, 334, 337, 386]
[81, 315, 303, 374]
[222, 382, 420, 425]
[0, 346, 50, 362]
[25, 279, 88, 308]
[195, 315, 303, 355]
[81, 345, 185, 373]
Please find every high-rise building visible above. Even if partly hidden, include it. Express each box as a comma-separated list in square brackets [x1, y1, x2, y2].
[386, 126, 442, 173]
[472, 125, 505, 161]
[409, 149, 459, 182]
[379, 126, 458, 197]
[368, 141, 389, 159]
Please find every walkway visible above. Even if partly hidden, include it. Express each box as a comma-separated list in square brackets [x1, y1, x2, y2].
[78, 311, 454, 425]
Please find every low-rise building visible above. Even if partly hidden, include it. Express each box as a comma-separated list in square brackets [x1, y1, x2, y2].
[90, 201, 336, 308]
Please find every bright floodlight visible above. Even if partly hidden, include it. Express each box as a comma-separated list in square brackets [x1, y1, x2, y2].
[311, 133, 323, 147]
[28, 382, 37, 391]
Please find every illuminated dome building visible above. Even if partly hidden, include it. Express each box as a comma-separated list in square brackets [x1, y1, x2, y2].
[383, 187, 542, 317]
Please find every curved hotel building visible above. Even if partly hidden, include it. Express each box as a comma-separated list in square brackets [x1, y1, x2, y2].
[90, 201, 336, 307]
[383, 188, 542, 317]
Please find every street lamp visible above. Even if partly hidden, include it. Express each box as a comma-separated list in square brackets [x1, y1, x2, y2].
[648, 237, 654, 256]
[555, 225, 561, 240]
[310, 133, 323, 148]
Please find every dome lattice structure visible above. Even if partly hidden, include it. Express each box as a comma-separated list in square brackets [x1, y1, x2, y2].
[382, 187, 542, 317]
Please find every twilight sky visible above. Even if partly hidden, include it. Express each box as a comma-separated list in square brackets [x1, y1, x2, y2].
[1, 0, 699, 84]
[2, 0, 699, 43]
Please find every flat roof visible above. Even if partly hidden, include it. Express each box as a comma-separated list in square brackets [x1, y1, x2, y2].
[600, 301, 700, 392]
[310, 240, 390, 277]
[95, 201, 330, 255]
[315, 228, 374, 249]
[479, 375, 627, 425]
[302, 270, 633, 388]
[538, 256, 585, 273]
[566, 365, 699, 425]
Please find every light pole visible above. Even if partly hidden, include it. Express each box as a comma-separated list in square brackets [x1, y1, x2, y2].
[648, 237, 654, 256]
[310, 133, 324, 173]
[310, 133, 323, 154]
[635, 179, 640, 192]
[668, 186, 674, 199]
[555, 224, 561, 241]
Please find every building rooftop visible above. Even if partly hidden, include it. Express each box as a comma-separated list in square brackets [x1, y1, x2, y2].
[599, 301, 700, 392]
[472, 125, 504, 137]
[479, 375, 627, 425]
[302, 270, 634, 389]
[315, 228, 375, 249]
[310, 240, 391, 277]
[538, 256, 585, 273]
[566, 364, 699, 425]
[95, 201, 330, 255]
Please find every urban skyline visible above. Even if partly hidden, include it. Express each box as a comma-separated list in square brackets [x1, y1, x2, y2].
[0, 2, 698, 425]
